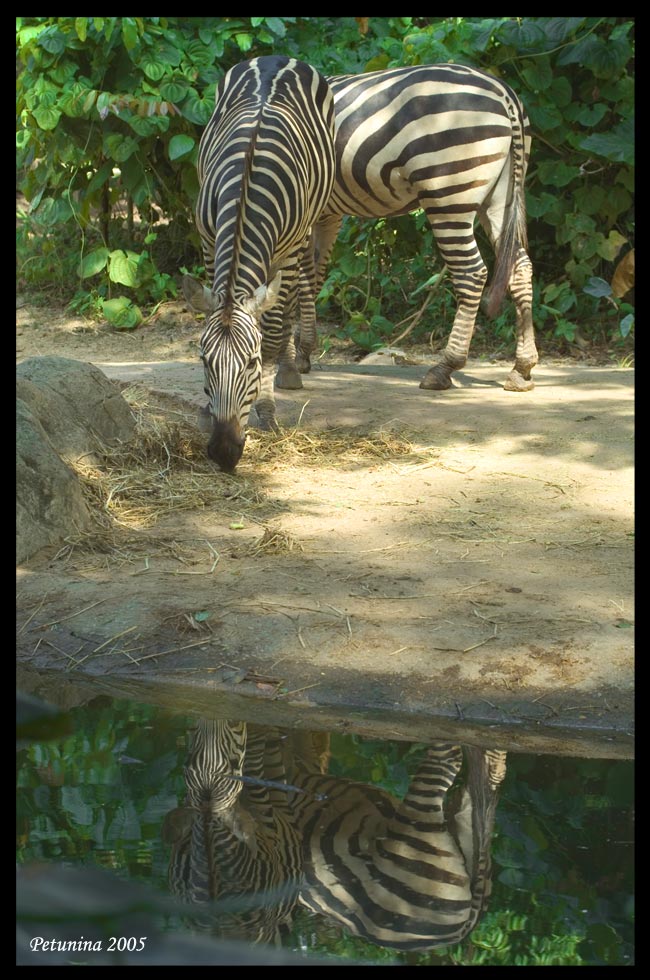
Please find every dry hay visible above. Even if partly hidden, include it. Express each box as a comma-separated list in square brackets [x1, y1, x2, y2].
[62, 387, 440, 563]
[70, 385, 258, 532]
[247, 425, 436, 468]
[243, 526, 304, 557]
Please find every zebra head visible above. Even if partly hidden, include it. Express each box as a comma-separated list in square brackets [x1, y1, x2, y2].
[183, 273, 282, 472]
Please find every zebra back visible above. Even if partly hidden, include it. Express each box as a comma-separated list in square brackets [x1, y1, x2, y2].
[196, 56, 336, 302]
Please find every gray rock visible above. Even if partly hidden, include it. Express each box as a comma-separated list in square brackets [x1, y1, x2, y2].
[16, 357, 136, 564]
[16, 355, 135, 460]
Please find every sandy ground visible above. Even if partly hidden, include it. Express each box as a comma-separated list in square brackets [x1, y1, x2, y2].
[16, 301, 634, 758]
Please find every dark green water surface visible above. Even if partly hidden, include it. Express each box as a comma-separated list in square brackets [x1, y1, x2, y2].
[16, 696, 633, 966]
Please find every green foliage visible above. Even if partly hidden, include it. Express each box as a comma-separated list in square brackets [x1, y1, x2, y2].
[16, 17, 633, 354]
[316, 17, 634, 353]
[17, 700, 634, 965]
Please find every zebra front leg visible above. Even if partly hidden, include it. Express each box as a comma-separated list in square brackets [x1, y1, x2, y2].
[252, 361, 281, 431]
[504, 249, 537, 392]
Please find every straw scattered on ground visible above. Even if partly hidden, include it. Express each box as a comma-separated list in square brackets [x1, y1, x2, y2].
[58, 386, 442, 567]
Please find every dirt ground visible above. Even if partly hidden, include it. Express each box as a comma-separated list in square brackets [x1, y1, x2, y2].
[16, 300, 634, 758]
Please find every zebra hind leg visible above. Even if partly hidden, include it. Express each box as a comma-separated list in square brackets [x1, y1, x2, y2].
[503, 249, 537, 392]
[274, 329, 304, 390]
[419, 212, 488, 391]
[419, 267, 488, 391]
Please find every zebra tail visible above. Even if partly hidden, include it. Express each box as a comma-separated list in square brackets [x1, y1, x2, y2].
[485, 159, 528, 321]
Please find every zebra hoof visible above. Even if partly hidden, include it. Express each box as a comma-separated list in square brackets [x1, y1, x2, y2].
[419, 367, 454, 391]
[275, 368, 304, 390]
[503, 370, 535, 392]
[295, 352, 312, 374]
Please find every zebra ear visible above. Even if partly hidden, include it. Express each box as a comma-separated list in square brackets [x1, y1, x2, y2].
[248, 271, 283, 315]
[182, 275, 216, 313]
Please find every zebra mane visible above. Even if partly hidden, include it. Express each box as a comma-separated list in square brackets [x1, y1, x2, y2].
[223, 120, 262, 325]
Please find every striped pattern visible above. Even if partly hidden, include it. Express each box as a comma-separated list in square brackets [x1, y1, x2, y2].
[165, 723, 506, 952]
[294, 741, 506, 950]
[165, 722, 302, 944]
[183, 56, 336, 471]
[289, 63, 537, 392]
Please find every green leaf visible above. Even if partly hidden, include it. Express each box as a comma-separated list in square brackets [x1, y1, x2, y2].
[38, 26, 66, 55]
[168, 134, 195, 160]
[86, 162, 114, 194]
[580, 118, 634, 166]
[103, 133, 139, 163]
[573, 185, 606, 216]
[596, 230, 627, 262]
[234, 32, 253, 52]
[102, 296, 143, 329]
[619, 314, 634, 338]
[181, 91, 213, 125]
[127, 113, 169, 136]
[583, 277, 611, 299]
[527, 102, 563, 132]
[108, 250, 142, 287]
[82, 89, 98, 113]
[33, 105, 61, 130]
[521, 57, 552, 91]
[541, 17, 586, 43]
[74, 17, 87, 42]
[565, 102, 608, 127]
[555, 318, 577, 342]
[536, 160, 580, 188]
[122, 18, 139, 52]
[159, 78, 190, 102]
[156, 41, 182, 66]
[265, 17, 287, 37]
[141, 57, 167, 81]
[549, 76, 572, 108]
[79, 247, 109, 279]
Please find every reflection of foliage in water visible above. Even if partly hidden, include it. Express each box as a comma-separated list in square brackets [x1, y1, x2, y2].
[16, 699, 633, 966]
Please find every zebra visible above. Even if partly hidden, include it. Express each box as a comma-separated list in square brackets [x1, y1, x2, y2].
[181, 55, 336, 472]
[164, 721, 505, 953]
[164, 720, 304, 945]
[282, 63, 537, 394]
[294, 741, 506, 951]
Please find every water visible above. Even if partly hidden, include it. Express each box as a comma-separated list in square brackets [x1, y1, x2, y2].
[16, 694, 633, 966]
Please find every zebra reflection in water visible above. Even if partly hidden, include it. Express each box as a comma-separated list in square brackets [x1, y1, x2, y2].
[163, 721, 505, 951]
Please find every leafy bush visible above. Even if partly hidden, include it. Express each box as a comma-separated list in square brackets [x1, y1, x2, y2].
[16, 17, 634, 354]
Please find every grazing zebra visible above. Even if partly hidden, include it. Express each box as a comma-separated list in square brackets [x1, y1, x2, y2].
[164, 721, 505, 953]
[182, 55, 336, 472]
[164, 721, 303, 944]
[284, 63, 537, 393]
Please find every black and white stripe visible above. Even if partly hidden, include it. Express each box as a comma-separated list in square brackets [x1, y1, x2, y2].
[294, 741, 506, 951]
[288, 63, 537, 393]
[164, 722, 302, 944]
[164, 724, 505, 953]
[183, 55, 336, 471]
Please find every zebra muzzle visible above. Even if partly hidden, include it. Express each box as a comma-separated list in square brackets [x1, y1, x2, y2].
[207, 417, 246, 472]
